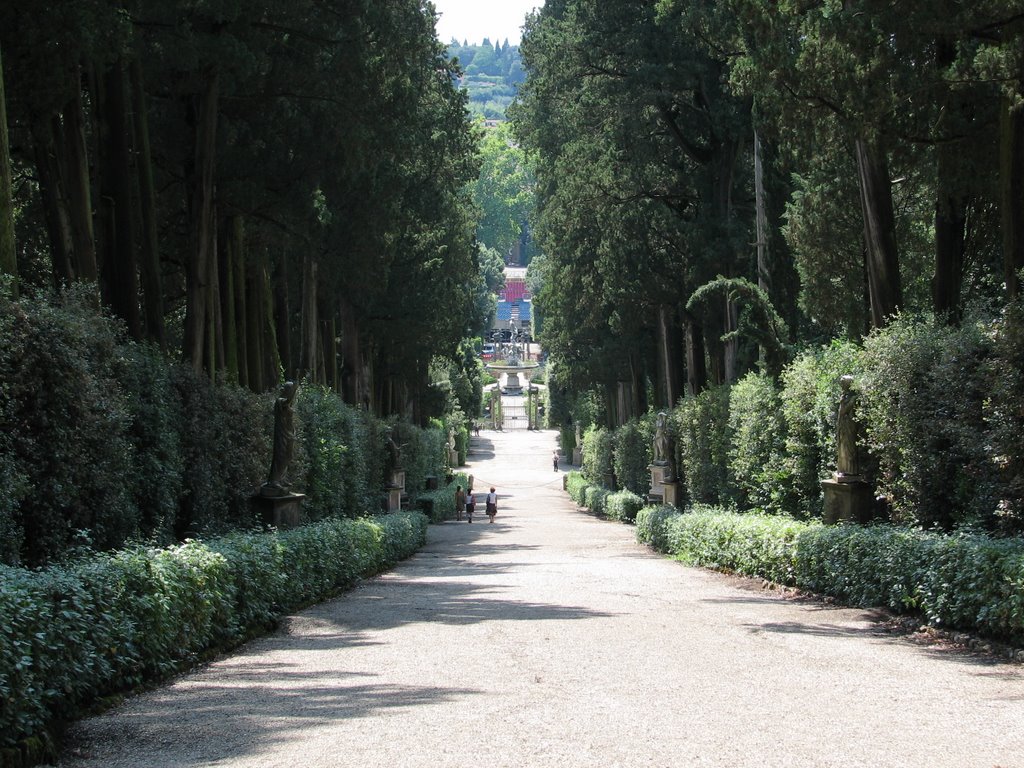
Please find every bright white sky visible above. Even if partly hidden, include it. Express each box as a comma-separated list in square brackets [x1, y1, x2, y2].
[432, 0, 543, 46]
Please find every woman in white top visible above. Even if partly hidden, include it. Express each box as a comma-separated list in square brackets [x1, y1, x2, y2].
[486, 487, 497, 522]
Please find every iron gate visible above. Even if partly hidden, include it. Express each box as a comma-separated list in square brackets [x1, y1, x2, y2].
[502, 398, 529, 430]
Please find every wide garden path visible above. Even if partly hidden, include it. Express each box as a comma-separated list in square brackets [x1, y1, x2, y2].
[55, 429, 1023, 767]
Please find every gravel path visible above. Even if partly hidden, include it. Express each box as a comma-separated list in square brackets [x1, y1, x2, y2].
[55, 429, 1023, 768]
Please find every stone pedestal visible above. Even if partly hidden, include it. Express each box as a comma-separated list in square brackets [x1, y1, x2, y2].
[251, 492, 306, 528]
[449, 449, 460, 468]
[821, 475, 874, 524]
[662, 482, 681, 507]
[387, 485, 402, 512]
[648, 463, 679, 508]
[572, 447, 583, 466]
[504, 372, 522, 394]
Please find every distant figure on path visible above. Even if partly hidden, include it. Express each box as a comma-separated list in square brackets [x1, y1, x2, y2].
[466, 491, 475, 523]
[454, 485, 466, 522]
[486, 487, 498, 523]
[552, 450, 559, 472]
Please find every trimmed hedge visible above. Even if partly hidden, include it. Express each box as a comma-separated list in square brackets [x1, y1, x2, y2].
[605, 490, 645, 523]
[417, 473, 470, 523]
[636, 507, 1024, 643]
[566, 471, 590, 506]
[584, 485, 611, 516]
[0, 512, 427, 751]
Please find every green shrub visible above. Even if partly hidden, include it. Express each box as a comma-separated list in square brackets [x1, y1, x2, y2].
[565, 471, 590, 505]
[612, 418, 652, 496]
[666, 508, 810, 585]
[605, 490, 645, 523]
[777, 341, 863, 518]
[584, 485, 610, 515]
[637, 505, 1024, 643]
[676, 385, 734, 505]
[635, 504, 681, 552]
[728, 373, 787, 514]
[418, 473, 470, 522]
[298, 386, 372, 520]
[983, 297, 1024, 534]
[0, 512, 428, 749]
[582, 425, 614, 487]
[860, 316, 994, 529]
[0, 288, 136, 565]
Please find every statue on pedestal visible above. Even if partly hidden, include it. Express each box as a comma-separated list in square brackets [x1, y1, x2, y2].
[836, 375, 861, 479]
[263, 381, 299, 496]
[653, 411, 675, 482]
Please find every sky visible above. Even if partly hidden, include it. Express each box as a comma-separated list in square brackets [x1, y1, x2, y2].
[432, 0, 543, 46]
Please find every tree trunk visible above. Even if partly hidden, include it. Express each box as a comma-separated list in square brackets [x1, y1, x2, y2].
[932, 39, 966, 321]
[658, 304, 683, 408]
[220, 217, 238, 382]
[229, 216, 248, 388]
[245, 251, 265, 391]
[30, 118, 75, 286]
[754, 130, 772, 361]
[683, 311, 708, 396]
[130, 53, 165, 346]
[207, 213, 224, 377]
[99, 59, 141, 339]
[340, 295, 364, 405]
[322, 308, 338, 390]
[184, 69, 219, 374]
[933, 147, 966, 320]
[854, 137, 902, 327]
[0, 44, 15, 296]
[274, 252, 292, 380]
[300, 253, 319, 382]
[62, 74, 98, 284]
[262, 255, 281, 389]
[1001, 94, 1024, 299]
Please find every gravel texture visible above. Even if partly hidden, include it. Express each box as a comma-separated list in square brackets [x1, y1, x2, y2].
[53, 429, 1024, 768]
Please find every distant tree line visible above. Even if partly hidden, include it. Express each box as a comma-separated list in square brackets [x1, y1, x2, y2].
[0, 0, 486, 418]
[448, 39, 525, 119]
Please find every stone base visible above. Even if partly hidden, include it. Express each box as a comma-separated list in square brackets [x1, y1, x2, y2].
[661, 481, 681, 507]
[449, 449, 460, 467]
[251, 492, 305, 528]
[821, 477, 874, 524]
[572, 448, 582, 466]
[387, 486, 402, 512]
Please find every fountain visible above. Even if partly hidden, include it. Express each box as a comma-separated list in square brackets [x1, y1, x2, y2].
[485, 329, 539, 394]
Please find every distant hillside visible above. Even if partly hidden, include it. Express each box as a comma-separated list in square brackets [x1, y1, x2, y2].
[447, 39, 524, 120]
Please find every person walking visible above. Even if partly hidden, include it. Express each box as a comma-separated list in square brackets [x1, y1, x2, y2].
[486, 487, 497, 523]
[454, 485, 465, 522]
[466, 491, 475, 523]
[552, 450, 559, 472]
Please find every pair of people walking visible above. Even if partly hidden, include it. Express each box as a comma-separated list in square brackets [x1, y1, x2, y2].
[454, 485, 497, 523]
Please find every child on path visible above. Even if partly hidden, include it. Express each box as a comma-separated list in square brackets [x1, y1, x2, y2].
[454, 485, 465, 522]
[552, 450, 559, 472]
[486, 487, 497, 523]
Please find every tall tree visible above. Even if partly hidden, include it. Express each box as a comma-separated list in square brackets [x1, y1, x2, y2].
[0, 43, 15, 295]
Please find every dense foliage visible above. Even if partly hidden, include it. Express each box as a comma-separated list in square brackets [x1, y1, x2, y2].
[514, 0, 1024, 443]
[447, 39, 525, 119]
[633, 506, 1024, 644]
[0, 289, 450, 567]
[0, 512, 427, 753]
[0, 0, 482, 418]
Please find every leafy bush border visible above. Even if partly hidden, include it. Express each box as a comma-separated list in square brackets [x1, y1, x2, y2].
[0, 512, 428, 753]
[633, 507, 1024, 644]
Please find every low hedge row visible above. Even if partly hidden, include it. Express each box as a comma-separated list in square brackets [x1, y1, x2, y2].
[0, 512, 428, 752]
[635, 506, 1024, 643]
[605, 490, 645, 523]
[417, 473, 470, 523]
